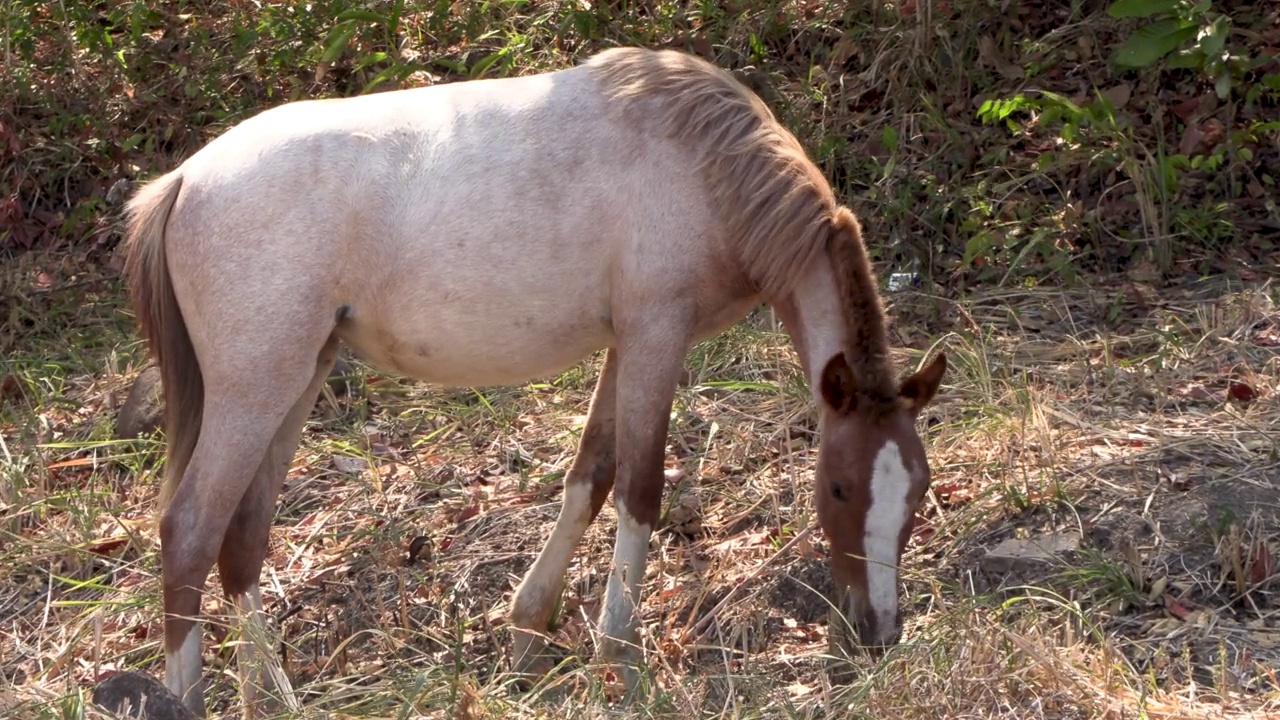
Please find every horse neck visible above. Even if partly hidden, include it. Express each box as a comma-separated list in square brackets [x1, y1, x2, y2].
[770, 255, 849, 400]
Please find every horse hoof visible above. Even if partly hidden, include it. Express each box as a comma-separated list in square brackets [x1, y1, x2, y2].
[508, 629, 565, 691]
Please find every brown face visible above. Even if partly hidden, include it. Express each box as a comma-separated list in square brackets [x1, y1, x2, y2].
[813, 351, 946, 657]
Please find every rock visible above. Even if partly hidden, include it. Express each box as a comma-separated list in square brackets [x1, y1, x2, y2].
[91, 670, 198, 720]
[116, 366, 163, 440]
[981, 531, 1082, 574]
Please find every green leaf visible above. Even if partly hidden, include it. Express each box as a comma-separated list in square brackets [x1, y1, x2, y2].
[335, 9, 387, 23]
[1215, 71, 1233, 100]
[1113, 19, 1199, 68]
[354, 51, 390, 71]
[1166, 47, 1206, 69]
[432, 58, 467, 74]
[362, 65, 412, 93]
[1107, 0, 1180, 18]
[963, 233, 993, 265]
[977, 95, 1031, 124]
[882, 125, 899, 154]
[469, 47, 510, 79]
[1200, 16, 1229, 60]
[1039, 90, 1084, 116]
[976, 98, 996, 122]
[320, 22, 358, 65]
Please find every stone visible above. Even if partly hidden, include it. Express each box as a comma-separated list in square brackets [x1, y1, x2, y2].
[116, 366, 163, 440]
[981, 531, 1082, 574]
[91, 670, 198, 720]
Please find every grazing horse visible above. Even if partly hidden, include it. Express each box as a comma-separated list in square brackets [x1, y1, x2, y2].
[123, 46, 946, 717]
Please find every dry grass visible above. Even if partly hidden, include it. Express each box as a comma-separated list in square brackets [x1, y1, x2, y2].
[3, 3, 1279, 718]
[2, 255, 1278, 719]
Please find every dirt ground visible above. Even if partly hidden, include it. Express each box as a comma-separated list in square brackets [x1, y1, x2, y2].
[5, 268, 1276, 718]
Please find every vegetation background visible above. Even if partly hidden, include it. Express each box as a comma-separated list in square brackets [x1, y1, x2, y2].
[1, 1, 1278, 718]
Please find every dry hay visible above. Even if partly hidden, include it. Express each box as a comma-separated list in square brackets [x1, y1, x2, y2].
[1, 269, 1278, 718]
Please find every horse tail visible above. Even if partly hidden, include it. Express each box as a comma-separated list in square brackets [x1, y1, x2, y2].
[123, 171, 202, 510]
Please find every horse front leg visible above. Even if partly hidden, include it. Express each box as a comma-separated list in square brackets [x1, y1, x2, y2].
[596, 314, 692, 695]
[509, 349, 619, 680]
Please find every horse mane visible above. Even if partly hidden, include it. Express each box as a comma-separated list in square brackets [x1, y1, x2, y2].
[829, 207, 900, 414]
[588, 47, 899, 410]
[586, 47, 835, 299]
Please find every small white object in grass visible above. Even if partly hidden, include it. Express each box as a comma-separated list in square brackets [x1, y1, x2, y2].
[887, 272, 919, 292]
[331, 455, 369, 474]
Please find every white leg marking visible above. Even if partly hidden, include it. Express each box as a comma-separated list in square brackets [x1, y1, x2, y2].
[166, 625, 203, 704]
[235, 585, 266, 713]
[598, 505, 652, 651]
[235, 584, 295, 718]
[864, 440, 912, 643]
[514, 480, 594, 619]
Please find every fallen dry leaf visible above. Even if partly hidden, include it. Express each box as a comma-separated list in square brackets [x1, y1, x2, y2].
[1174, 382, 1218, 401]
[977, 35, 1023, 80]
[912, 515, 936, 544]
[87, 536, 131, 558]
[1249, 543, 1274, 586]
[47, 456, 97, 470]
[331, 455, 369, 474]
[1228, 381, 1258, 403]
[0, 374, 26, 405]
[711, 529, 774, 553]
[1165, 597, 1193, 620]
[795, 530, 823, 558]
[452, 501, 482, 525]
[1101, 83, 1131, 109]
[1147, 575, 1168, 603]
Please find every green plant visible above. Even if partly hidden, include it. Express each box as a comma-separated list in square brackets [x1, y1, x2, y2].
[1107, 0, 1244, 99]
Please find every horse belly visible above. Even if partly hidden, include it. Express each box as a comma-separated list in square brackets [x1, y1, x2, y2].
[338, 290, 614, 388]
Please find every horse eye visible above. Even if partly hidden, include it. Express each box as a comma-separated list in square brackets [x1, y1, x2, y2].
[832, 484, 847, 502]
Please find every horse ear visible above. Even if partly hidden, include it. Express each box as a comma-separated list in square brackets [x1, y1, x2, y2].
[899, 352, 947, 415]
[820, 352, 857, 414]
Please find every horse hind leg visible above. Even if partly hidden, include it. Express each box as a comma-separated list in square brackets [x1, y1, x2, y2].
[161, 335, 337, 717]
[509, 348, 619, 680]
[218, 335, 341, 720]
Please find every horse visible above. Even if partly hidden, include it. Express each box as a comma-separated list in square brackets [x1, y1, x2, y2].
[122, 45, 946, 717]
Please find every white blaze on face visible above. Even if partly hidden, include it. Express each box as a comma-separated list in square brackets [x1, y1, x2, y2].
[864, 440, 912, 643]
